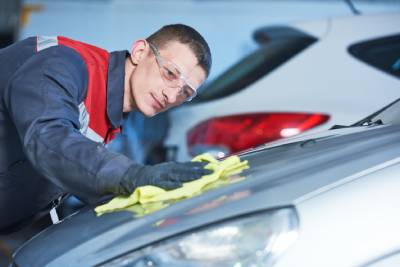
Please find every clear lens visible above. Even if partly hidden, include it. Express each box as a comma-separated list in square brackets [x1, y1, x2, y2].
[159, 64, 196, 102]
[100, 207, 299, 267]
[150, 43, 197, 102]
[176, 85, 196, 102]
[160, 64, 180, 83]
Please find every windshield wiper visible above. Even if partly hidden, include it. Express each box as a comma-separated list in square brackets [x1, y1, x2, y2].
[330, 119, 383, 130]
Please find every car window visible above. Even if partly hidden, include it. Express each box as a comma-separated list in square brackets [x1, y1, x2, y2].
[193, 26, 317, 103]
[348, 34, 400, 79]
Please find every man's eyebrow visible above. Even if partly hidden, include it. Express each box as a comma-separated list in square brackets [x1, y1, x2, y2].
[157, 48, 185, 74]
[166, 58, 184, 74]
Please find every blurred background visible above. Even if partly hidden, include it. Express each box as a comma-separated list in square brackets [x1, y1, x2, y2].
[1, 0, 400, 265]
[2, 0, 399, 163]
[4, 0, 399, 80]
[4, 0, 397, 163]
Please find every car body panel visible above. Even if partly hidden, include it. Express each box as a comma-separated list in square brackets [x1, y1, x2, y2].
[13, 123, 400, 266]
[276, 161, 400, 267]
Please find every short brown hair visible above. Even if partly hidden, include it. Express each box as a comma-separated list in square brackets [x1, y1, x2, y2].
[147, 24, 212, 77]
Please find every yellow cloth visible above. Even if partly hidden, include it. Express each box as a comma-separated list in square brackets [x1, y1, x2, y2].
[95, 153, 249, 216]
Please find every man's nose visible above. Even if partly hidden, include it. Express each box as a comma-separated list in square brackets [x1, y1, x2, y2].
[162, 86, 180, 104]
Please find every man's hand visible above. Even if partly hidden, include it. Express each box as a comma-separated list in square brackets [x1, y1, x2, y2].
[118, 161, 212, 195]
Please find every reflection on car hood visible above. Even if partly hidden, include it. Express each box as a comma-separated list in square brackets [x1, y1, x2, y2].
[14, 124, 400, 267]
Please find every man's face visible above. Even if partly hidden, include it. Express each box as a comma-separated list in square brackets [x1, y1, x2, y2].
[126, 40, 206, 117]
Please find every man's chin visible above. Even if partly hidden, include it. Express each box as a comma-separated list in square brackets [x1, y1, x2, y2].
[141, 110, 156, 118]
[139, 105, 159, 117]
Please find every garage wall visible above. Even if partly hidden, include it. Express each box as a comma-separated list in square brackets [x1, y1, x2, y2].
[20, 0, 400, 80]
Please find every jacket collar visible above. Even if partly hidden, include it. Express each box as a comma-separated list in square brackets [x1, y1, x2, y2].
[107, 50, 127, 128]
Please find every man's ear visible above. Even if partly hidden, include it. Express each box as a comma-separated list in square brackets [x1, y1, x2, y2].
[130, 39, 148, 65]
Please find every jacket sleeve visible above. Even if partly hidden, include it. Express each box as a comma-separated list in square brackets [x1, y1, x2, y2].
[3, 45, 138, 202]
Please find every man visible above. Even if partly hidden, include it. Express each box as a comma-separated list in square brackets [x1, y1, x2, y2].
[0, 24, 212, 231]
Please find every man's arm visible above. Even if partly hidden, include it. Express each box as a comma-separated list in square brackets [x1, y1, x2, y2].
[4, 45, 210, 202]
[3, 45, 137, 202]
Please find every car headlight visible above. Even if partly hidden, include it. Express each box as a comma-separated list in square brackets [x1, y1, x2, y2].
[100, 207, 299, 267]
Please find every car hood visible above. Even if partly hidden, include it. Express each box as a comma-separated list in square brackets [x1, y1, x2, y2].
[14, 123, 400, 266]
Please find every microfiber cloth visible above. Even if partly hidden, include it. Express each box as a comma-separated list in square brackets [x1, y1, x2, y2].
[95, 153, 249, 216]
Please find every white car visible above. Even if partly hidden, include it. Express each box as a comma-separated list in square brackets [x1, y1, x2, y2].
[165, 12, 400, 162]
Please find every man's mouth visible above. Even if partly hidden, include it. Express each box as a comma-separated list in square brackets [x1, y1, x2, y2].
[150, 93, 164, 110]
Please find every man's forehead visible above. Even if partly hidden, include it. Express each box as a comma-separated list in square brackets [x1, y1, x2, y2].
[157, 41, 196, 65]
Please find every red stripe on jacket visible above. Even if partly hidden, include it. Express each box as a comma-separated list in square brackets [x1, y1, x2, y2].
[58, 36, 120, 143]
